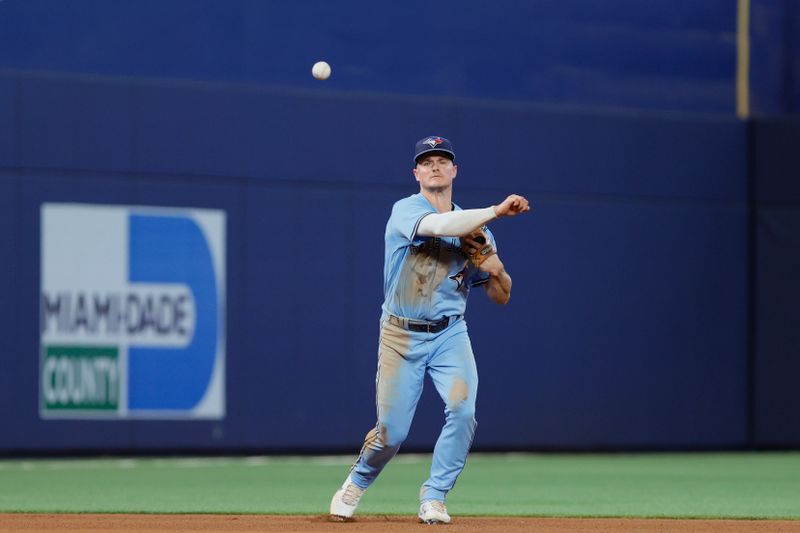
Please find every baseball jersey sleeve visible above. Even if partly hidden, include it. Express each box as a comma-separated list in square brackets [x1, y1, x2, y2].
[388, 195, 436, 244]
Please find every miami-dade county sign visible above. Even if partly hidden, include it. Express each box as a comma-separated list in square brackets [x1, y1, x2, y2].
[40, 204, 225, 419]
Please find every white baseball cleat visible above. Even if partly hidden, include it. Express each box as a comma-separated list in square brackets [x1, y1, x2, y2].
[418, 499, 451, 524]
[329, 474, 366, 520]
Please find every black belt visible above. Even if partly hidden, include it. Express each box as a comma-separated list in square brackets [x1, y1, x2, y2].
[388, 314, 460, 333]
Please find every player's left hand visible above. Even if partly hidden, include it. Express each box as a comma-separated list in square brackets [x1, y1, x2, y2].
[461, 230, 496, 267]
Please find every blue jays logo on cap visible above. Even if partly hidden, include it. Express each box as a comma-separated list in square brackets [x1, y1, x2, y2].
[424, 137, 444, 149]
[414, 135, 456, 163]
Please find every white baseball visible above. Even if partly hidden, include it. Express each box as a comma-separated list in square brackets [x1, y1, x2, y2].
[312, 61, 331, 80]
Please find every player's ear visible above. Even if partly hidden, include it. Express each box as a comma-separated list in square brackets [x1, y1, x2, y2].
[452, 164, 457, 179]
[413, 168, 420, 183]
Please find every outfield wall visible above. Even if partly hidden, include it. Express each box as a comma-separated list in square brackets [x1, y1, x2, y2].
[0, 71, 754, 452]
[753, 118, 800, 448]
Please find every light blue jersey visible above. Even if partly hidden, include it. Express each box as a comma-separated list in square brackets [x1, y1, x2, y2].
[381, 193, 495, 322]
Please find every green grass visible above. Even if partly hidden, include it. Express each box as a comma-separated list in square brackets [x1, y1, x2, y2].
[0, 453, 798, 519]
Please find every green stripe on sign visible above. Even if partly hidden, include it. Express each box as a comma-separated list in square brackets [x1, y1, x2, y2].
[41, 346, 120, 411]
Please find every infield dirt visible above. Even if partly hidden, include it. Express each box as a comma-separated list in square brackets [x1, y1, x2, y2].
[1, 514, 799, 533]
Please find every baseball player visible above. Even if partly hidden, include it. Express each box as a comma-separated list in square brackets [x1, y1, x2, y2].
[330, 136, 530, 524]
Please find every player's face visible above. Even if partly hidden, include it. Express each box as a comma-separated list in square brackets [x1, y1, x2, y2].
[413, 154, 457, 192]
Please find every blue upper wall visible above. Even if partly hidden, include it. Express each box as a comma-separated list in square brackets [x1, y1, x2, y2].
[0, 0, 743, 114]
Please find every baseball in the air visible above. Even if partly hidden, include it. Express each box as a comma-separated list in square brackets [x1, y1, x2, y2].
[312, 61, 331, 80]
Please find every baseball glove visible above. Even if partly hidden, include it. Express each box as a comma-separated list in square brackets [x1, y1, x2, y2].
[462, 228, 496, 267]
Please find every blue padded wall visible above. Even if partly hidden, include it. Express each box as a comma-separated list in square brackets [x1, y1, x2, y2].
[754, 118, 800, 447]
[0, 72, 750, 452]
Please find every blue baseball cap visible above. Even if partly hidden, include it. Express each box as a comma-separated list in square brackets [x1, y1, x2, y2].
[414, 136, 455, 163]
